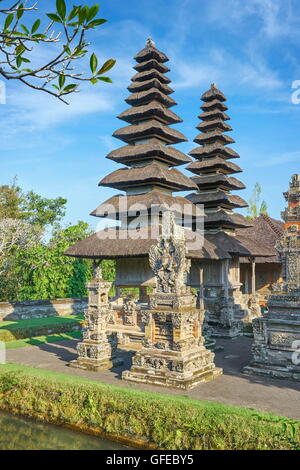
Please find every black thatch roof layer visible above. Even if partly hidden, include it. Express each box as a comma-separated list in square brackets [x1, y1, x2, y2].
[194, 131, 235, 145]
[100, 164, 198, 191]
[199, 110, 230, 121]
[125, 88, 177, 108]
[106, 139, 191, 167]
[186, 157, 242, 175]
[65, 225, 230, 260]
[131, 68, 171, 84]
[206, 231, 274, 258]
[237, 214, 284, 263]
[133, 59, 170, 73]
[201, 99, 228, 111]
[197, 120, 232, 132]
[187, 190, 248, 209]
[128, 78, 174, 95]
[134, 43, 168, 63]
[201, 84, 226, 102]
[91, 190, 200, 219]
[117, 101, 183, 124]
[186, 83, 249, 231]
[113, 120, 187, 145]
[191, 174, 245, 191]
[189, 144, 240, 159]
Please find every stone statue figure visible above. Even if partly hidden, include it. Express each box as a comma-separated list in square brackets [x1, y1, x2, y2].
[149, 214, 190, 294]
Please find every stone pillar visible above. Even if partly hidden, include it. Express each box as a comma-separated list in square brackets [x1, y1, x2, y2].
[139, 286, 149, 304]
[122, 214, 222, 389]
[243, 257, 261, 322]
[251, 257, 256, 295]
[69, 277, 123, 371]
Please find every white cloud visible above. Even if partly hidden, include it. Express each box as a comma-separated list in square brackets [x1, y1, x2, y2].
[255, 150, 300, 168]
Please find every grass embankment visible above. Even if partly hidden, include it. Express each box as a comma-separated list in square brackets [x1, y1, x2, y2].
[0, 315, 84, 343]
[0, 363, 299, 450]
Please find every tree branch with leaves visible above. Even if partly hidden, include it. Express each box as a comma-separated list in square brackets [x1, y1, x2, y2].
[0, 0, 116, 103]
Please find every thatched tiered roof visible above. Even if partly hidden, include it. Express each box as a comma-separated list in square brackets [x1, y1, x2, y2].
[186, 83, 251, 232]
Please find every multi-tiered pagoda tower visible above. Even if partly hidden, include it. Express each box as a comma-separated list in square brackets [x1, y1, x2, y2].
[186, 84, 261, 337]
[186, 83, 249, 233]
[244, 174, 300, 381]
[66, 39, 202, 294]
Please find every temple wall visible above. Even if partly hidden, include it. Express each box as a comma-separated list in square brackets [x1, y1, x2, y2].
[0, 298, 87, 321]
[240, 263, 282, 298]
[115, 257, 156, 287]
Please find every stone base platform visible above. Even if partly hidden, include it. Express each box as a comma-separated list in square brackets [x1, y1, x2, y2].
[243, 364, 300, 382]
[122, 347, 222, 390]
[69, 356, 123, 372]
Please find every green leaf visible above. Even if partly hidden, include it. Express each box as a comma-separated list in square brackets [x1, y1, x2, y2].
[16, 55, 22, 68]
[87, 4, 99, 22]
[32, 34, 47, 39]
[17, 4, 24, 20]
[78, 5, 89, 24]
[31, 19, 41, 34]
[22, 68, 33, 73]
[97, 59, 116, 75]
[90, 53, 98, 74]
[15, 45, 25, 56]
[56, 0, 66, 20]
[4, 13, 14, 30]
[58, 75, 66, 89]
[20, 24, 30, 34]
[90, 78, 98, 84]
[98, 77, 112, 83]
[64, 46, 71, 55]
[86, 18, 106, 28]
[62, 84, 78, 93]
[21, 57, 30, 63]
[68, 6, 80, 21]
[47, 13, 62, 23]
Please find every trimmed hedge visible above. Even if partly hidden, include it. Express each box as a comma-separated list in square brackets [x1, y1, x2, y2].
[0, 364, 299, 450]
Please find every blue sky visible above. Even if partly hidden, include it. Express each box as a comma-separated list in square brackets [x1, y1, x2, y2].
[1, 0, 300, 230]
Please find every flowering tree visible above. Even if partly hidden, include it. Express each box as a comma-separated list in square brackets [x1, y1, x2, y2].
[0, 0, 115, 103]
[0, 218, 41, 275]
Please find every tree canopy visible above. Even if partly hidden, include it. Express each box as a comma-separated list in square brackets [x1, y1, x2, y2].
[0, 180, 115, 302]
[247, 182, 268, 219]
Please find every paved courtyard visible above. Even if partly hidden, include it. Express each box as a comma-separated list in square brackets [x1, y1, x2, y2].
[7, 336, 300, 420]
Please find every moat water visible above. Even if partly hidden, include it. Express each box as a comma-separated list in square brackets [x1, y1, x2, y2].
[0, 411, 128, 450]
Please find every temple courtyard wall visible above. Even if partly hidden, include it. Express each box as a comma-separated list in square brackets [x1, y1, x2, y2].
[0, 298, 88, 321]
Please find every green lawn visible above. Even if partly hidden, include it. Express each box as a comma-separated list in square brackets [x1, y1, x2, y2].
[0, 314, 84, 330]
[0, 363, 299, 450]
[0, 315, 84, 343]
[4, 331, 82, 349]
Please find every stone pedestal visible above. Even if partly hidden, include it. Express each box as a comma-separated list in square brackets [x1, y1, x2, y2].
[208, 288, 243, 338]
[244, 174, 300, 381]
[69, 278, 123, 371]
[243, 292, 300, 381]
[122, 293, 222, 389]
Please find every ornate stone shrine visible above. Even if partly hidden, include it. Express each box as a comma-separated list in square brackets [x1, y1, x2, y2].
[244, 174, 300, 381]
[69, 266, 123, 371]
[122, 214, 222, 389]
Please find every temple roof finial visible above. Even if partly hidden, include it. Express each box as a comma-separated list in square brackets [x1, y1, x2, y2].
[211, 82, 217, 89]
[146, 37, 155, 48]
